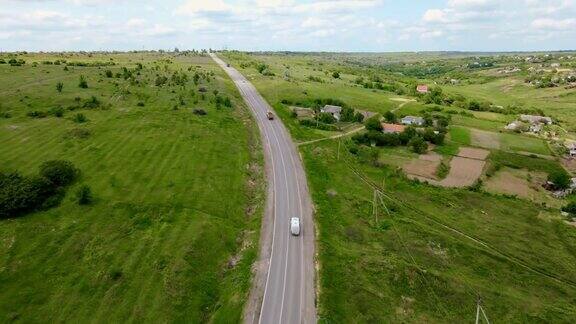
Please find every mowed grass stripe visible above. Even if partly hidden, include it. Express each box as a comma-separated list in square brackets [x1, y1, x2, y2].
[126, 127, 181, 203]
[126, 211, 200, 322]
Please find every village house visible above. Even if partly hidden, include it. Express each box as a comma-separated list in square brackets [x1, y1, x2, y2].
[520, 114, 552, 125]
[505, 121, 522, 131]
[321, 105, 342, 121]
[401, 116, 425, 126]
[567, 142, 576, 157]
[416, 85, 429, 94]
[381, 123, 406, 134]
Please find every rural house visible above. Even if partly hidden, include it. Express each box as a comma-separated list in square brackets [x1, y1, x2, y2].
[416, 85, 429, 93]
[321, 105, 342, 121]
[505, 121, 522, 131]
[381, 123, 406, 134]
[567, 142, 576, 157]
[520, 114, 552, 125]
[401, 116, 425, 126]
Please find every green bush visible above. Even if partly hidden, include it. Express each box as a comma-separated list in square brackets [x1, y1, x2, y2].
[562, 202, 576, 215]
[1, 160, 80, 218]
[548, 170, 571, 189]
[78, 75, 88, 88]
[73, 113, 87, 123]
[0, 172, 53, 219]
[39, 160, 79, 187]
[50, 106, 65, 117]
[83, 96, 101, 109]
[27, 110, 48, 118]
[408, 136, 428, 154]
[364, 116, 383, 132]
[76, 185, 93, 205]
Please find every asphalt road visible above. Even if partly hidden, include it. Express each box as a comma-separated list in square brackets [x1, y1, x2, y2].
[211, 53, 316, 324]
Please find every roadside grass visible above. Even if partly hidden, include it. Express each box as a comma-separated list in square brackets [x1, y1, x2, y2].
[303, 140, 576, 323]
[0, 53, 263, 322]
[448, 126, 471, 145]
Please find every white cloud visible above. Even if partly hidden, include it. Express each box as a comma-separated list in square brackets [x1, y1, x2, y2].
[531, 18, 576, 30]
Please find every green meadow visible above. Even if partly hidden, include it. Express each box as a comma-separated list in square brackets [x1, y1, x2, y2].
[0, 53, 263, 322]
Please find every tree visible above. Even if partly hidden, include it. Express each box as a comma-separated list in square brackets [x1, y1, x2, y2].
[332, 71, 340, 79]
[353, 112, 364, 123]
[562, 202, 576, 215]
[364, 116, 383, 132]
[409, 136, 428, 154]
[76, 185, 93, 205]
[317, 112, 336, 124]
[384, 111, 396, 123]
[78, 75, 88, 88]
[56, 82, 63, 93]
[548, 170, 571, 189]
[399, 126, 417, 145]
[39, 160, 79, 187]
[340, 107, 355, 122]
[105, 70, 113, 78]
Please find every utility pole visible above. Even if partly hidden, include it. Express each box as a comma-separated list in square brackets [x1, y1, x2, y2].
[475, 296, 490, 324]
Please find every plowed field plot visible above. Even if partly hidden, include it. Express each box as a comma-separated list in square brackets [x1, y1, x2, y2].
[440, 157, 486, 187]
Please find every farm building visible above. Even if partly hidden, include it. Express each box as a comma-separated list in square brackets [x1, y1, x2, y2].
[401, 116, 425, 126]
[416, 85, 429, 93]
[321, 105, 342, 121]
[291, 106, 315, 119]
[505, 121, 522, 131]
[381, 123, 406, 134]
[566, 142, 576, 157]
[520, 114, 552, 125]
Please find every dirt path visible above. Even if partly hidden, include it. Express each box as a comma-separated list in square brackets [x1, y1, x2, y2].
[390, 98, 416, 113]
[297, 125, 365, 146]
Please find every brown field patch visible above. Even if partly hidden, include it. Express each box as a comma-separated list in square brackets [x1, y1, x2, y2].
[439, 157, 485, 187]
[470, 129, 500, 150]
[457, 147, 490, 160]
[402, 159, 440, 180]
[484, 170, 532, 198]
[483, 168, 560, 206]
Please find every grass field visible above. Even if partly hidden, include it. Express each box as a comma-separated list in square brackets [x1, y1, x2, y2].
[448, 126, 471, 146]
[444, 77, 576, 130]
[500, 133, 551, 155]
[0, 53, 263, 322]
[303, 140, 576, 323]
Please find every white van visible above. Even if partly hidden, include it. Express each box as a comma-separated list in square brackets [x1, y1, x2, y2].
[290, 217, 301, 236]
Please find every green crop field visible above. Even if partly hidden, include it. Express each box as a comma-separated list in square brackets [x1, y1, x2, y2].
[0, 53, 263, 322]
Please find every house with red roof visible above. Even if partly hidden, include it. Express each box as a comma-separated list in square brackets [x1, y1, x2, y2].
[416, 85, 429, 94]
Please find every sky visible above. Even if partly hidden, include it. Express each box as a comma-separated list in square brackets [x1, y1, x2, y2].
[0, 0, 575, 52]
